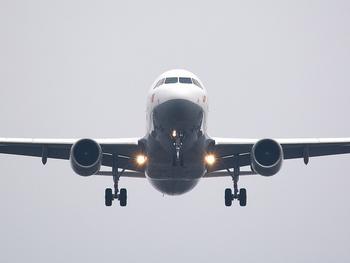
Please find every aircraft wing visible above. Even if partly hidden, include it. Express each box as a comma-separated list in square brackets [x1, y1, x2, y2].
[207, 137, 350, 173]
[0, 138, 145, 173]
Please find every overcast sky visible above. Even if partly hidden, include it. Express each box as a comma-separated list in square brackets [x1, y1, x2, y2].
[0, 0, 350, 262]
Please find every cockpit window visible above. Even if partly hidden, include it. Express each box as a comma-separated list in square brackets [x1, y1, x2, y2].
[192, 78, 203, 89]
[165, 77, 178, 84]
[154, 78, 165, 89]
[154, 76, 202, 88]
[179, 77, 192, 84]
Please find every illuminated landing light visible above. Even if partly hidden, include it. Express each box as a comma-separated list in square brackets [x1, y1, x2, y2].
[171, 130, 177, 138]
[205, 154, 216, 166]
[136, 154, 147, 165]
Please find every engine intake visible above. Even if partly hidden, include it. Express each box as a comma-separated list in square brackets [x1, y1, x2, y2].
[70, 139, 102, 176]
[251, 139, 283, 176]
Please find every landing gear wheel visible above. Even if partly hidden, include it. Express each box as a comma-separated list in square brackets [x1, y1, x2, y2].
[105, 188, 113, 207]
[239, 188, 247, 207]
[119, 188, 127, 207]
[225, 188, 233, 207]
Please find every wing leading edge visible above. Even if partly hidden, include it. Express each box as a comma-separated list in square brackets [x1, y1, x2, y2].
[207, 137, 350, 173]
[1, 137, 350, 178]
[0, 138, 145, 174]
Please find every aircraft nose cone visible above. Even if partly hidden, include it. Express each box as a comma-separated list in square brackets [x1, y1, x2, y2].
[154, 83, 205, 106]
[153, 99, 203, 131]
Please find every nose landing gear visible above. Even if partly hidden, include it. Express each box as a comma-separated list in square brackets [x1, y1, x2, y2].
[171, 130, 184, 167]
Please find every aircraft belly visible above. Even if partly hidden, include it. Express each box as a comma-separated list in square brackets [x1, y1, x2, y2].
[146, 151, 205, 195]
[147, 177, 200, 196]
[145, 99, 207, 195]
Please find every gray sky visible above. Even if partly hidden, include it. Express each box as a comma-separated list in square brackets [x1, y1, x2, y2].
[0, 0, 350, 262]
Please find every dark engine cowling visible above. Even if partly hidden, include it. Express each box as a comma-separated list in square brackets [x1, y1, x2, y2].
[70, 139, 102, 176]
[251, 139, 283, 176]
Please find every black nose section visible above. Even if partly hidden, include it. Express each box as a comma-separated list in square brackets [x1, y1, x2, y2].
[153, 99, 203, 132]
[149, 178, 200, 195]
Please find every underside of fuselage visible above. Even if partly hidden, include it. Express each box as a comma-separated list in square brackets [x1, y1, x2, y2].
[146, 99, 207, 195]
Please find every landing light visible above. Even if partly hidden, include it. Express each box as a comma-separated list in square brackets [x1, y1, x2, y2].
[171, 130, 177, 138]
[136, 154, 147, 165]
[205, 154, 216, 166]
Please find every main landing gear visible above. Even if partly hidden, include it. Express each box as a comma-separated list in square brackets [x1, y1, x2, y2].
[105, 154, 128, 207]
[105, 177, 127, 207]
[224, 162, 247, 207]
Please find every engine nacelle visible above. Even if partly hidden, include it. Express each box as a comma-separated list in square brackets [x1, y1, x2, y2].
[251, 139, 283, 176]
[70, 139, 102, 176]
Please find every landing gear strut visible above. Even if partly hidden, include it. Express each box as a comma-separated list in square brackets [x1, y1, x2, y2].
[105, 154, 128, 207]
[224, 156, 247, 207]
[171, 130, 184, 167]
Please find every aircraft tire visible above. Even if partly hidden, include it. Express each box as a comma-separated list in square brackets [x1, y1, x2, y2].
[225, 188, 232, 207]
[105, 188, 113, 207]
[119, 188, 127, 207]
[239, 188, 247, 207]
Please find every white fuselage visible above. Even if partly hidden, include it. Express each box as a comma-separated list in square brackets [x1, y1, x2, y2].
[146, 70, 209, 135]
[143, 69, 210, 195]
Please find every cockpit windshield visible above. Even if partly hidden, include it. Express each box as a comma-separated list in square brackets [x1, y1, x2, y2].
[179, 77, 192, 84]
[154, 78, 164, 88]
[192, 78, 202, 89]
[153, 76, 202, 89]
[165, 77, 178, 84]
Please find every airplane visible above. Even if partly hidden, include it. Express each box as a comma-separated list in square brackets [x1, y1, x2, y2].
[1, 69, 350, 207]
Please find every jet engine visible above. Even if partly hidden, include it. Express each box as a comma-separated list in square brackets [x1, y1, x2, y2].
[70, 139, 102, 176]
[251, 139, 283, 176]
